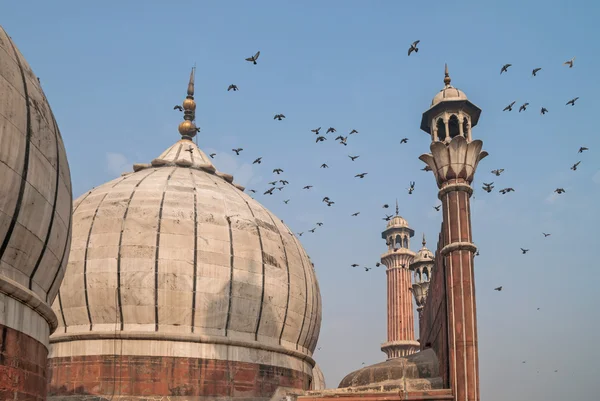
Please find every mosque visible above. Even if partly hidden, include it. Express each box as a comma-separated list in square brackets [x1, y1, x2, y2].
[0, 24, 487, 401]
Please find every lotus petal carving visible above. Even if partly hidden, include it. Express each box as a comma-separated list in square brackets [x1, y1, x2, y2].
[419, 136, 488, 188]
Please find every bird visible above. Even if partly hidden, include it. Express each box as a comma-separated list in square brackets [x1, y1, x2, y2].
[355, 173, 368, 178]
[297, 232, 304, 237]
[209, 153, 216, 158]
[578, 146, 588, 153]
[434, 205, 441, 211]
[264, 187, 275, 195]
[325, 200, 335, 207]
[382, 204, 389, 209]
[320, 163, 329, 168]
[494, 286, 503, 291]
[185, 146, 193, 154]
[253, 157, 262, 164]
[338, 136, 348, 146]
[274, 114, 285, 120]
[499, 188, 515, 194]
[408, 181, 415, 194]
[276, 187, 284, 191]
[532, 67, 542, 76]
[245, 51, 260, 65]
[174, 105, 183, 111]
[308, 228, 316, 233]
[279, 180, 288, 185]
[303, 185, 313, 190]
[566, 97, 579, 106]
[232, 148, 243, 155]
[268, 181, 278, 186]
[349, 129, 358, 135]
[351, 212, 360, 217]
[273, 168, 284, 174]
[520, 248, 529, 254]
[348, 155, 360, 161]
[563, 56, 575, 68]
[571, 161, 581, 171]
[400, 138, 409, 144]
[311, 127, 321, 134]
[540, 107, 548, 115]
[227, 84, 239, 91]
[322, 197, 330, 202]
[554, 188, 565, 194]
[500, 64, 512, 74]
[364, 267, 372, 272]
[283, 199, 290, 204]
[351, 264, 359, 268]
[408, 40, 420, 56]
[503, 101, 516, 111]
[375, 262, 381, 267]
[383, 214, 393, 221]
[249, 189, 256, 194]
[475, 251, 480, 256]
[482, 182, 494, 193]
[491, 169, 504, 176]
[543, 233, 551, 237]
[316, 136, 326, 143]
[326, 127, 336, 134]
[421, 165, 432, 172]
[316, 222, 323, 226]
[519, 103, 529, 112]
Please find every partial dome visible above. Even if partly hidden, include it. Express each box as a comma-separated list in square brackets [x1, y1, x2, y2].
[431, 86, 468, 107]
[387, 215, 409, 229]
[51, 139, 321, 355]
[413, 236, 434, 264]
[0, 26, 72, 315]
[311, 364, 326, 390]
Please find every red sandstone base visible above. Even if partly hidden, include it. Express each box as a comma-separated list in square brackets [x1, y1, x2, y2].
[47, 354, 311, 400]
[0, 324, 49, 401]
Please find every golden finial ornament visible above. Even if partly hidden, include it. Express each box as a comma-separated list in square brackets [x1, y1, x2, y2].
[178, 67, 198, 140]
[443, 63, 451, 87]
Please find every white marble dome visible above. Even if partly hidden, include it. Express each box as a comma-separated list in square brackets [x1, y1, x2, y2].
[386, 215, 410, 229]
[0, 26, 72, 309]
[51, 138, 322, 356]
[431, 85, 468, 107]
[413, 245, 434, 264]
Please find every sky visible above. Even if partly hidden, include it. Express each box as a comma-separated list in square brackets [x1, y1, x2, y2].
[2, 0, 599, 399]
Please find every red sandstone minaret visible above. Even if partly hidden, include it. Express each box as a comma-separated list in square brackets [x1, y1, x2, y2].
[419, 65, 488, 401]
[380, 201, 420, 359]
[410, 234, 434, 331]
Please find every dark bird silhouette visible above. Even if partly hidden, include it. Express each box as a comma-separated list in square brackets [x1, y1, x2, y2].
[227, 84, 239, 91]
[540, 107, 548, 115]
[232, 148, 243, 155]
[351, 264, 359, 268]
[320, 163, 329, 168]
[185, 146, 193, 154]
[400, 138, 409, 144]
[276, 187, 284, 191]
[351, 212, 360, 217]
[264, 187, 275, 195]
[543, 232, 551, 237]
[499, 187, 515, 194]
[566, 97, 579, 106]
[316, 222, 323, 226]
[494, 286, 503, 291]
[349, 129, 358, 135]
[571, 161, 581, 171]
[364, 267, 372, 272]
[174, 105, 183, 111]
[297, 232, 304, 237]
[249, 189, 256, 193]
[383, 204, 389, 209]
[375, 262, 381, 267]
[355, 173, 368, 178]
[475, 251, 480, 256]
[408, 40, 420, 56]
[268, 181, 277, 186]
[303, 185, 313, 190]
[532, 68, 542, 76]
[283, 199, 290, 204]
[274, 114, 285, 120]
[245, 51, 260, 65]
[316, 136, 326, 143]
[339, 136, 348, 146]
[519, 103, 529, 112]
[209, 153, 216, 158]
[408, 181, 415, 194]
[383, 214, 393, 221]
[273, 168, 284, 174]
[421, 165, 432, 172]
[491, 169, 504, 176]
[483, 182, 494, 193]
[578, 146, 588, 153]
[311, 127, 321, 134]
[279, 180, 288, 185]
[554, 188, 565, 194]
[322, 197, 330, 202]
[563, 57, 575, 68]
[500, 63, 512, 74]
[521, 248, 529, 254]
[325, 201, 335, 207]
[434, 205, 441, 211]
[326, 127, 336, 134]
[253, 157, 262, 164]
[349, 155, 360, 161]
[503, 101, 516, 111]
[309, 228, 316, 233]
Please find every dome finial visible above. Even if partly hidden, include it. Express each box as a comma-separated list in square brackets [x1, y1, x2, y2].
[422, 233, 426, 247]
[178, 66, 198, 140]
[444, 63, 451, 87]
[395, 198, 399, 216]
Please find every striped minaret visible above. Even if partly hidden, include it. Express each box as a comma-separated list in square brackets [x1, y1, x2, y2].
[380, 201, 420, 359]
[419, 65, 488, 401]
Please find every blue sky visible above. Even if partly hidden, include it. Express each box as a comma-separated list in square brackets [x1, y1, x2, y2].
[3, 0, 599, 399]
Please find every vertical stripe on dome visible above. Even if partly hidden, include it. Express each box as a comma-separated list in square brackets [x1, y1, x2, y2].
[57, 290, 67, 333]
[154, 168, 176, 331]
[308, 274, 321, 351]
[189, 169, 199, 332]
[298, 243, 315, 350]
[224, 215, 235, 336]
[0, 37, 33, 266]
[291, 235, 309, 350]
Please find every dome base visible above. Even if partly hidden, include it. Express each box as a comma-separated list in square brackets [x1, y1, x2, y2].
[381, 340, 421, 359]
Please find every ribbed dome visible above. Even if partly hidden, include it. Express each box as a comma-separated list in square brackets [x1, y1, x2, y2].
[0, 25, 72, 310]
[431, 86, 468, 107]
[386, 215, 410, 229]
[413, 246, 434, 264]
[51, 139, 321, 355]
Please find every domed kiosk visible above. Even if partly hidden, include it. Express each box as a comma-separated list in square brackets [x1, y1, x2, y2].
[0, 26, 73, 400]
[48, 69, 322, 400]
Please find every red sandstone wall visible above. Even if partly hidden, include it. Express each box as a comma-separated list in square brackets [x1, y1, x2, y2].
[418, 227, 449, 386]
[0, 324, 49, 401]
[47, 355, 311, 400]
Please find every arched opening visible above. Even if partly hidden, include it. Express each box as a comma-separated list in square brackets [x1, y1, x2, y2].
[423, 268, 430, 281]
[403, 236, 408, 248]
[448, 115, 460, 139]
[416, 270, 422, 282]
[463, 117, 470, 139]
[436, 118, 446, 142]
[395, 235, 401, 249]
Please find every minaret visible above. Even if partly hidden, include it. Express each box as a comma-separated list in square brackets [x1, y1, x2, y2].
[419, 65, 488, 401]
[380, 201, 420, 359]
[409, 234, 434, 330]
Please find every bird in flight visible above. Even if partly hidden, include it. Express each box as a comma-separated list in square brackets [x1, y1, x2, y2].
[232, 148, 243, 155]
[500, 63, 512, 74]
[364, 267, 372, 272]
[383, 214, 393, 221]
[174, 105, 183, 111]
[491, 169, 504, 176]
[322, 197, 330, 202]
[273, 168, 284, 174]
[264, 187, 275, 195]
[578, 146, 588, 153]
[355, 173, 368, 179]
[349, 129, 359, 135]
[185, 146, 193, 154]
[554, 188, 565, 194]
[279, 180, 288, 185]
[316, 136, 326, 143]
[303, 185, 313, 190]
[482, 182, 494, 193]
[248, 189, 256, 194]
[283, 199, 290, 204]
[433, 205, 441, 211]
[274, 114, 285, 121]
[408, 40, 420, 56]
[531, 67, 542, 76]
[421, 165, 432, 172]
[320, 163, 329, 168]
[351, 212, 360, 217]
[268, 181, 277, 186]
[245, 51, 260, 65]
[336, 136, 348, 146]
[349, 155, 360, 161]
[519, 103, 529, 112]
[316, 222, 323, 226]
[375, 262, 381, 267]
[494, 286, 503, 291]
[382, 204, 389, 209]
[408, 181, 415, 194]
[400, 138, 409, 144]
[326, 127, 336, 134]
[566, 97, 579, 106]
[297, 232, 304, 237]
[351, 264, 359, 268]
[503, 101, 516, 111]
[543, 232, 551, 237]
[520, 248, 529, 254]
[540, 107, 548, 115]
[253, 157, 262, 164]
[325, 200, 335, 206]
[571, 161, 581, 171]
[499, 187, 515, 194]
[311, 127, 321, 134]
[563, 56, 575, 68]
[227, 84, 239, 91]
[209, 153, 216, 158]
[276, 187, 284, 191]
[309, 228, 316, 233]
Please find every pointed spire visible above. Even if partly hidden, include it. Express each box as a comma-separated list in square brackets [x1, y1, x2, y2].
[444, 63, 452, 87]
[178, 66, 198, 140]
[395, 199, 399, 216]
[422, 233, 426, 247]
